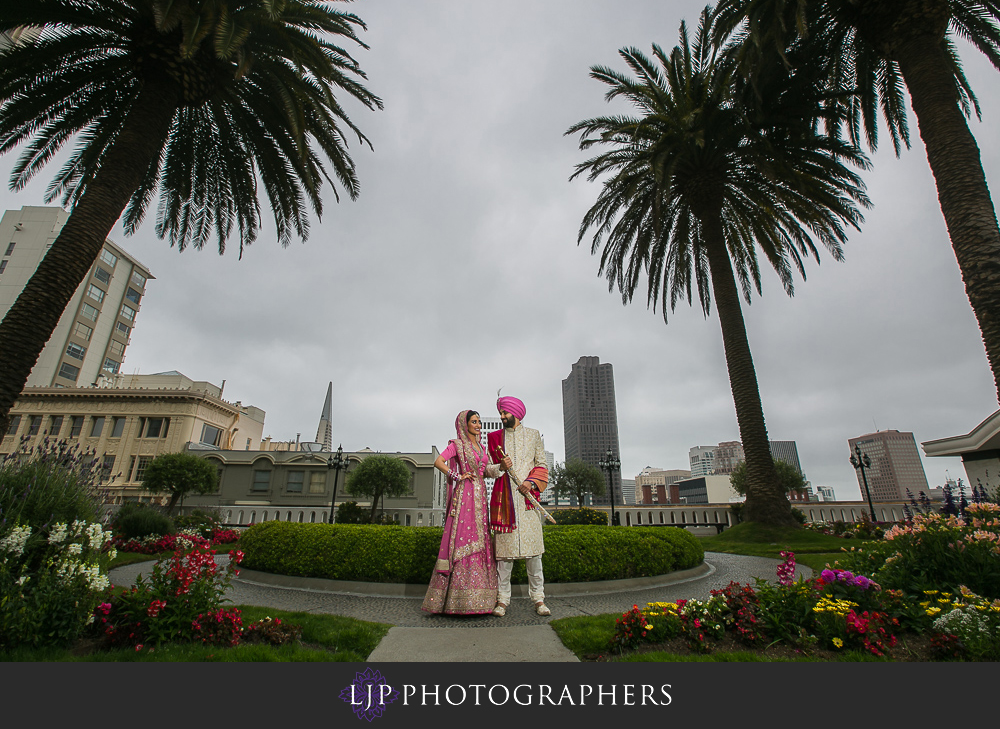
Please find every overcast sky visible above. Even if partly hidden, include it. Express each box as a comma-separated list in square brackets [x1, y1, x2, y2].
[3, 0, 999, 501]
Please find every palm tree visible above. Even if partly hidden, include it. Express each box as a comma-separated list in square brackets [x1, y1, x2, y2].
[566, 8, 870, 527]
[714, 0, 1000, 404]
[0, 0, 382, 430]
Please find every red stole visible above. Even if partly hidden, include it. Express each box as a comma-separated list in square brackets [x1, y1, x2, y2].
[488, 429, 545, 533]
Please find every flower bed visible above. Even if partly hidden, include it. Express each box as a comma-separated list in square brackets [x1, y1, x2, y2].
[605, 552, 1000, 661]
[112, 527, 241, 555]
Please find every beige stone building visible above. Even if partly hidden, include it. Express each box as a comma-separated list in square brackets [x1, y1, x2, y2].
[181, 447, 447, 527]
[1, 371, 265, 504]
[1, 206, 154, 386]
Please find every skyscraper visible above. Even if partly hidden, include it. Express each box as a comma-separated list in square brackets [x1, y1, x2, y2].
[315, 382, 333, 451]
[562, 356, 621, 505]
[1, 206, 153, 388]
[848, 430, 930, 501]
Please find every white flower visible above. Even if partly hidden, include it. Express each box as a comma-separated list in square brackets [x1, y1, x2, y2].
[67, 543, 83, 555]
[17, 575, 29, 586]
[48, 523, 69, 544]
[0, 525, 32, 556]
[108, 548, 117, 561]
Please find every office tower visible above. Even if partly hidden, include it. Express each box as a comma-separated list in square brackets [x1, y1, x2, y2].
[0, 207, 153, 387]
[713, 441, 745, 475]
[562, 356, 621, 505]
[689, 446, 716, 477]
[848, 430, 930, 501]
[770, 440, 804, 474]
[815, 485, 836, 501]
[315, 383, 333, 451]
[621, 478, 637, 505]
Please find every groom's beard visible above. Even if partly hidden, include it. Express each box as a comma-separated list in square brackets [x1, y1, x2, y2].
[501, 415, 515, 428]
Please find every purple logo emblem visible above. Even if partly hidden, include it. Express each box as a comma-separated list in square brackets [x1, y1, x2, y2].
[339, 667, 400, 721]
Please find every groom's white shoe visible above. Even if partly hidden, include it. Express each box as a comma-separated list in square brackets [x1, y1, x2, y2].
[492, 603, 508, 617]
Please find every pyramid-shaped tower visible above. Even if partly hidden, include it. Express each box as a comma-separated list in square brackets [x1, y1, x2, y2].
[315, 382, 333, 451]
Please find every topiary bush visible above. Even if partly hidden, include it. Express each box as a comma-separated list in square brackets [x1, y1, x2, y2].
[239, 522, 704, 584]
[111, 503, 175, 541]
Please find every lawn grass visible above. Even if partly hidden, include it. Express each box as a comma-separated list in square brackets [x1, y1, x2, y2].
[0, 605, 390, 662]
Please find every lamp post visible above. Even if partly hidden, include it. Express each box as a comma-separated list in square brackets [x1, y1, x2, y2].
[598, 449, 621, 526]
[849, 444, 877, 523]
[327, 445, 350, 524]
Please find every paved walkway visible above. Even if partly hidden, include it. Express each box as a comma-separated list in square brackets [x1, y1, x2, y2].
[109, 552, 811, 662]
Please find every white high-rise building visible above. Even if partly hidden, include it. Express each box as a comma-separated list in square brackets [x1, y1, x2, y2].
[1, 207, 153, 388]
[689, 446, 716, 477]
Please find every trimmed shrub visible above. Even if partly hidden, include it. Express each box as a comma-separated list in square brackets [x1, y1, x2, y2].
[240, 522, 704, 584]
[111, 503, 175, 541]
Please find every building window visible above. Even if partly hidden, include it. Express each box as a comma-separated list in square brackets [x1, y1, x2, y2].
[90, 416, 105, 437]
[141, 417, 168, 439]
[109, 339, 126, 358]
[66, 342, 86, 360]
[48, 415, 64, 436]
[116, 321, 130, 337]
[0, 260, 6, 274]
[5, 415, 21, 436]
[120, 304, 136, 322]
[251, 471, 271, 492]
[125, 287, 141, 304]
[309, 472, 326, 494]
[133, 455, 153, 482]
[111, 417, 126, 438]
[69, 416, 83, 438]
[81, 303, 99, 322]
[200, 424, 222, 447]
[86, 284, 105, 303]
[103, 454, 116, 472]
[73, 321, 93, 341]
[4, 242, 13, 256]
[131, 270, 146, 288]
[286, 471, 304, 493]
[103, 358, 120, 374]
[94, 267, 111, 284]
[27, 415, 41, 436]
[100, 248, 117, 267]
[58, 362, 80, 381]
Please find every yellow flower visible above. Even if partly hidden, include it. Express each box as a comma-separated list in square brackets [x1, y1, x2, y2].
[926, 607, 942, 616]
[923, 590, 939, 596]
[832, 638, 843, 648]
[644, 624, 654, 630]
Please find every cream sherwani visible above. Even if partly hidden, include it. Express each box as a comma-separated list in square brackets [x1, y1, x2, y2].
[493, 424, 547, 559]
[492, 423, 547, 604]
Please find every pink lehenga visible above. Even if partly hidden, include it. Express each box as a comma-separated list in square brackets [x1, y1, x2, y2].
[422, 411, 499, 615]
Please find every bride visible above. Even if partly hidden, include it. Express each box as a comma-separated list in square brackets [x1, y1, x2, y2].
[422, 410, 501, 615]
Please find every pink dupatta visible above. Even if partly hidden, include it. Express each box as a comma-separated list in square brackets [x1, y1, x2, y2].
[433, 410, 489, 574]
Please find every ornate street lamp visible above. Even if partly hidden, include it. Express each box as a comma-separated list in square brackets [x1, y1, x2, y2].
[849, 444, 877, 523]
[327, 444, 350, 524]
[598, 449, 621, 526]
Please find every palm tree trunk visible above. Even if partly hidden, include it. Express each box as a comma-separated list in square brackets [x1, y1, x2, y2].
[701, 214, 798, 527]
[895, 34, 1000, 404]
[0, 80, 178, 432]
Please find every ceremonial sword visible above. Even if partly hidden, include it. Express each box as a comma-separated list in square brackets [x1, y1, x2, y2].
[496, 446, 558, 525]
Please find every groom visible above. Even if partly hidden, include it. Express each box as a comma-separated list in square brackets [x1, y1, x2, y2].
[487, 395, 550, 617]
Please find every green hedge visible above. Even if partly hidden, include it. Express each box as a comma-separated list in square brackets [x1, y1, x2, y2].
[240, 523, 703, 584]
